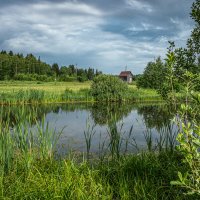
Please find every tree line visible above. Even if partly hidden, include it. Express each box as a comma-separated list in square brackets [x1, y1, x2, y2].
[0, 51, 102, 81]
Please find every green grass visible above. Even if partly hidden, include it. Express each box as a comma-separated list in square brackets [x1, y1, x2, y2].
[0, 81, 162, 104]
[1, 152, 194, 200]
[0, 80, 91, 94]
[125, 87, 162, 102]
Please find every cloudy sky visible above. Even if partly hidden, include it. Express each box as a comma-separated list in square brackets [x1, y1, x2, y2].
[0, 0, 194, 74]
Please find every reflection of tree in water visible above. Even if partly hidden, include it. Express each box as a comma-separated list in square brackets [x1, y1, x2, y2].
[0, 103, 174, 131]
[90, 103, 133, 125]
[0, 105, 51, 126]
[137, 105, 175, 131]
[0, 103, 92, 126]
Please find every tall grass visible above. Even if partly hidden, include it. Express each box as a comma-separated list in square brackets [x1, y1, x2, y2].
[0, 121, 14, 174]
[107, 117, 125, 159]
[0, 84, 164, 105]
[83, 119, 95, 161]
[0, 113, 62, 175]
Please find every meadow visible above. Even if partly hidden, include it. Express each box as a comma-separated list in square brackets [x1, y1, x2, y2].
[0, 81, 91, 93]
[0, 81, 161, 104]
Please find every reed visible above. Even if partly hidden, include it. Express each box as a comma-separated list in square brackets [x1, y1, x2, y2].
[83, 119, 95, 161]
[35, 117, 64, 160]
[107, 116, 123, 159]
[0, 121, 14, 174]
[144, 127, 153, 151]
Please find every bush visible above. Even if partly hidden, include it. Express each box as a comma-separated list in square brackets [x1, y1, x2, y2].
[13, 73, 49, 81]
[59, 75, 77, 82]
[91, 75, 128, 102]
[77, 75, 88, 82]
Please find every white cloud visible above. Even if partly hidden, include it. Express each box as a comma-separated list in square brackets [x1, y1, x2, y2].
[1, 1, 104, 53]
[125, 0, 153, 13]
[128, 22, 165, 32]
[32, 1, 103, 16]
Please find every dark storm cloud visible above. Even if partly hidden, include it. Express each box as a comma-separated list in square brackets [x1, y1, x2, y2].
[0, 0, 195, 74]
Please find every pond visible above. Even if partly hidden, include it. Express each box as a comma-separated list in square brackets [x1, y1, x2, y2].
[0, 103, 178, 155]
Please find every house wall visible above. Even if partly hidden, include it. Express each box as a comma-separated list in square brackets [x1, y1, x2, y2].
[127, 75, 132, 83]
[120, 76, 127, 81]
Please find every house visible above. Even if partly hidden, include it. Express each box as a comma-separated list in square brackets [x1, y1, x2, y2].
[119, 71, 133, 83]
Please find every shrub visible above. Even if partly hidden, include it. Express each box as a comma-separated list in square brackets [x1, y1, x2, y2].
[13, 73, 49, 81]
[59, 75, 77, 82]
[77, 75, 88, 82]
[91, 75, 128, 102]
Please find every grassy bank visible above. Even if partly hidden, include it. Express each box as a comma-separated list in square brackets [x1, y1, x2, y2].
[0, 81, 162, 104]
[0, 81, 91, 93]
[0, 116, 195, 200]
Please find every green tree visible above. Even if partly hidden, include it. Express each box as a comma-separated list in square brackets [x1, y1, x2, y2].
[190, 0, 200, 54]
[51, 63, 59, 77]
[172, 0, 200, 84]
[136, 57, 166, 89]
[87, 67, 94, 80]
[91, 74, 128, 102]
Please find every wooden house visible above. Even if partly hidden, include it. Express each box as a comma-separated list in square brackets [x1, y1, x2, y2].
[119, 71, 133, 83]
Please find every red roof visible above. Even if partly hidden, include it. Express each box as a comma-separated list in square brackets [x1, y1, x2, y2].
[119, 71, 133, 77]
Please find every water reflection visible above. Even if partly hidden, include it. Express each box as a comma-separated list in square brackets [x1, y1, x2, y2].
[137, 105, 174, 131]
[0, 103, 177, 154]
[90, 103, 132, 125]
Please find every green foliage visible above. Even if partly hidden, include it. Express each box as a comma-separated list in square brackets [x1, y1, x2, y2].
[170, 92, 200, 196]
[77, 74, 88, 82]
[51, 63, 59, 76]
[171, 120, 200, 195]
[158, 51, 179, 102]
[0, 52, 52, 80]
[168, 0, 200, 88]
[0, 51, 102, 81]
[169, 68, 200, 195]
[59, 75, 77, 82]
[136, 57, 167, 90]
[190, 0, 200, 54]
[14, 73, 50, 81]
[91, 75, 128, 102]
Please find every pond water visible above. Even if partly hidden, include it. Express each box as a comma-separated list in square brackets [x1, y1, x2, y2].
[0, 103, 178, 155]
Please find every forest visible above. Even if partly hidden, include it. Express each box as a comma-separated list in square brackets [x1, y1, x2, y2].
[0, 51, 102, 82]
